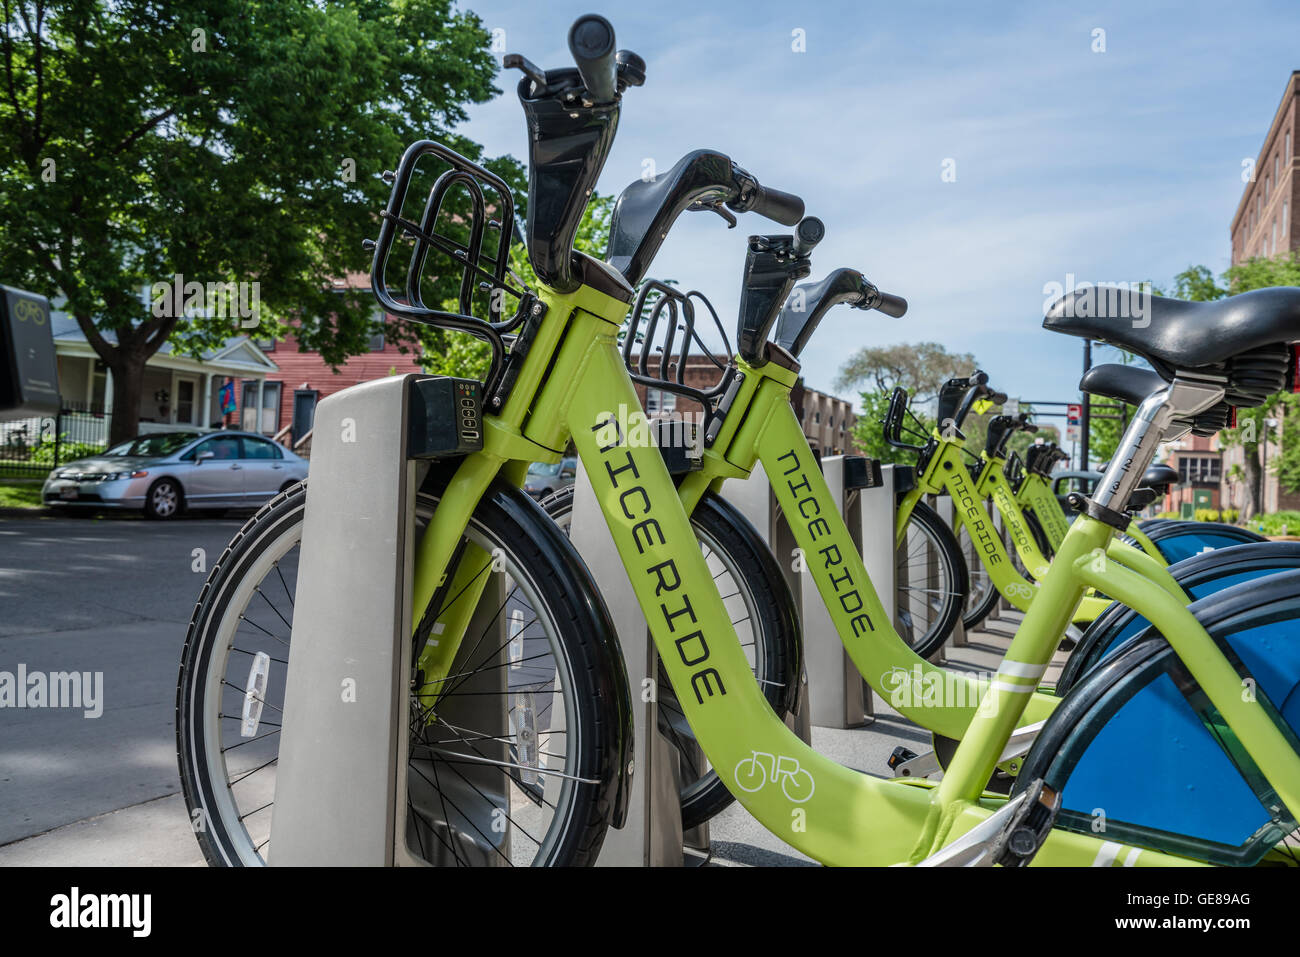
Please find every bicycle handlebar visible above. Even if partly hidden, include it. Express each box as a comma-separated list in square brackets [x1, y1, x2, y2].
[567, 15, 618, 104]
[772, 268, 907, 358]
[746, 184, 805, 226]
[607, 150, 810, 285]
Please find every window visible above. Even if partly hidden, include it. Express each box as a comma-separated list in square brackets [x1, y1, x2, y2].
[1285, 200, 1290, 239]
[239, 381, 283, 434]
[187, 435, 242, 462]
[1275, 155, 1280, 183]
[645, 388, 676, 416]
[828, 415, 835, 429]
[1177, 455, 1220, 484]
[241, 436, 283, 459]
[368, 331, 385, 352]
[108, 432, 201, 457]
[256, 338, 276, 352]
[1287, 131, 1292, 162]
[176, 379, 196, 424]
[1273, 219, 1278, 254]
[814, 411, 821, 424]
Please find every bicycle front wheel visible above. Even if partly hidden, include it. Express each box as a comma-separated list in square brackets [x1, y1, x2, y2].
[176, 480, 624, 866]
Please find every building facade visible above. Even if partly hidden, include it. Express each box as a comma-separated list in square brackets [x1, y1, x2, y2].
[1230, 72, 1298, 265]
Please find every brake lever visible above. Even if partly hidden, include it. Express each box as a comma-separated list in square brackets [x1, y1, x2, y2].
[504, 53, 548, 92]
[687, 200, 737, 229]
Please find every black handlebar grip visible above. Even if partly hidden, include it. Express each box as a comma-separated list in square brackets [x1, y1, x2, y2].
[792, 217, 825, 257]
[568, 14, 618, 103]
[750, 184, 805, 226]
[875, 291, 908, 318]
[990, 391, 1008, 405]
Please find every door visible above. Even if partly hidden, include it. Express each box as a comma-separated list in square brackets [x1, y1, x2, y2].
[183, 434, 245, 505]
[292, 389, 319, 446]
[175, 377, 198, 425]
[238, 435, 289, 502]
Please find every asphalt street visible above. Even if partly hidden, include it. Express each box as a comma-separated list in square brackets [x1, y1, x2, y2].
[0, 509, 921, 867]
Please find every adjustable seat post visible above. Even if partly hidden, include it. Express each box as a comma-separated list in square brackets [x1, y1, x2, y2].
[1089, 378, 1225, 519]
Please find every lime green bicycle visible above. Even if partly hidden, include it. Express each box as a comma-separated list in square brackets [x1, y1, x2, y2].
[177, 15, 1300, 867]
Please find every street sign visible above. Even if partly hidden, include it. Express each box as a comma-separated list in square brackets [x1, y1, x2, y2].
[1067, 403, 1081, 426]
[1066, 424, 1080, 443]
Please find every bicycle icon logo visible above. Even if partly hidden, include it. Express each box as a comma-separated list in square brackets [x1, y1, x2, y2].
[733, 750, 815, 804]
[12, 298, 46, 325]
[880, 666, 917, 696]
[1005, 581, 1034, 599]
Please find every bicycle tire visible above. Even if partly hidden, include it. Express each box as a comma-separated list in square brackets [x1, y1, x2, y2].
[176, 480, 627, 866]
[895, 500, 968, 660]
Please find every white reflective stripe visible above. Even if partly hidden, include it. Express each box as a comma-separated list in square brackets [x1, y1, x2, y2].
[998, 659, 1048, 680]
[1091, 841, 1123, 867]
[1123, 847, 1140, 867]
[990, 680, 1035, 694]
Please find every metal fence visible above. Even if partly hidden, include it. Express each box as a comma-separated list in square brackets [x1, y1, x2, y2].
[0, 402, 112, 478]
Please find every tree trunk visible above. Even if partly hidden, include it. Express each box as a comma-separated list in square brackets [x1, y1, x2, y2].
[1241, 444, 1261, 522]
[107, 354, 147, 445]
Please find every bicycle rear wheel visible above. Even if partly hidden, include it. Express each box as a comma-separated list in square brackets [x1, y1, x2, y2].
[176, 480, 626, 866]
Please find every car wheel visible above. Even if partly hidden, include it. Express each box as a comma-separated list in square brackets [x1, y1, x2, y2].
[278, 481, 300, 494]
[145, 478, 183, 520]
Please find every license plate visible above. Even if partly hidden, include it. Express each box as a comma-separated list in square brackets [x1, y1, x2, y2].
[59, 487, 78, 500]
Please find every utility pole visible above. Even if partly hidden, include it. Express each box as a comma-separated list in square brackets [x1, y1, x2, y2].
[1080, 339, 1092, 472]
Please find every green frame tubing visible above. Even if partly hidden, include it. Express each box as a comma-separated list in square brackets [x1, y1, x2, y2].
[390, 278, 1296, 866]
[1016, 469, 1164, 561]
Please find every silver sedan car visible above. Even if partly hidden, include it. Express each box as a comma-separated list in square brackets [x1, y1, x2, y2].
[42, 430, 309, 519]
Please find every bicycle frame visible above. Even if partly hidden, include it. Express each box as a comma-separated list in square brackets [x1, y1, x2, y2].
[896, 438, 1111, 623]
[1015, 469, 1165, 561]
[392, 277, 1297, 865]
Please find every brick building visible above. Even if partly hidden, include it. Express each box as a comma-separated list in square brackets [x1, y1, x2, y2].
[1160, 433, 1223, 513]
[1230, 71, 1298, 264]
[1220, 71, 1300, 515]
[234, 324, 423, 450]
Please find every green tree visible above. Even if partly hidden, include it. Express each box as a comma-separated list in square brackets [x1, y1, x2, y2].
[839, 341, 979, 463]
[0, 0, 503, 442]
[836, 341, 978, 405]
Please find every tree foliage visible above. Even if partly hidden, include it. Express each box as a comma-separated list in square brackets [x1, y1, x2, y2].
[0, 0, 503, 441]
[835, 341, 977, 406]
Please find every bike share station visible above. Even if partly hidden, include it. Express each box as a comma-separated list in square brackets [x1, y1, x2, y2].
[266, 326, 992, 866]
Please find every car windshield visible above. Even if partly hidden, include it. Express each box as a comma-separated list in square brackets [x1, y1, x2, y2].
[104, 432, 201, 458]
[528, 462, 562, 477]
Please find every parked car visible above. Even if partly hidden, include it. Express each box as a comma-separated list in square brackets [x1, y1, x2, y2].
[523, 457, 577, 499]
[42, 430, 309, 519]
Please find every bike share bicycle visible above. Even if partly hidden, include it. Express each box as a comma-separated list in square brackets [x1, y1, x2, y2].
[177, 15, 1300, 866]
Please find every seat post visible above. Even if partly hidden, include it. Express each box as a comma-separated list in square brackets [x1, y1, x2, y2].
[1090, 378, 1225, 513]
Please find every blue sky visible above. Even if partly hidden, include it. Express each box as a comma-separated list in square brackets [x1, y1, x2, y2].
[453, 0, 1299, 408]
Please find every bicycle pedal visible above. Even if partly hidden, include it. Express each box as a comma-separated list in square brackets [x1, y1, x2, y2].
[887, 746, 917, 771]
[989, 778, 1061, 867]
